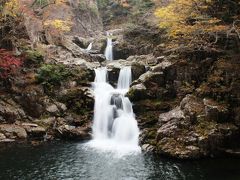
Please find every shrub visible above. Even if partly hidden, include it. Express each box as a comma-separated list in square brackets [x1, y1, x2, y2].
[24, 49, 43, 66]
[36, 64, 72, 86]
[0, 49, 22, 79]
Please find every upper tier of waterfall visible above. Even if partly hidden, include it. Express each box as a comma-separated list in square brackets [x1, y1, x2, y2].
[104, 32, 113, 61]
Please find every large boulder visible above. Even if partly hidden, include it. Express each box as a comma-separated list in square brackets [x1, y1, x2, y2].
[0, 124, 27, 141]
[56, 124, 91, 140]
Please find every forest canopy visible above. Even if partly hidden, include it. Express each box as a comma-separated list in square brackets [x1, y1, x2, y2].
[155, 0, 240, 49]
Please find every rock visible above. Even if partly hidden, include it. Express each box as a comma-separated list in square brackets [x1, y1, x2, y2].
[22, 124, 46, 139]
[106, 60, 145, 84]
[127, 83, 147, 101]
[0, 124, 27, 140]
[133, 71, 165, 87]
[34, 117, 56, 128]
[126, 54, 158, 67]
[153, 95, 239, 159]
[180, 95, 205, 123]
[0, 139, 15, 143]
[58, 87, 94, 115]
[60, 37, 85, 57]
[131, 62, 146, 80]
[152, 60, 172, 72]
[89, 54, 106, 63]
[15, 86, 45, 118]
[56, 125, 91, 140]
[0, 133, 6, 140]
[203, 98, 229, 123]
[72, 36, 92, 49]
[141, 144, 155, 152]
[60, 58, 100, 70]
[0, 97, 26, 123]
[55, 102, 67, 112]
[234, 107, 240, 126]
[46, 104, 59, 114]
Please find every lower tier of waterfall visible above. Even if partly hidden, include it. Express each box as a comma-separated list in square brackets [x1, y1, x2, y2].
[86, 66, 140, 155]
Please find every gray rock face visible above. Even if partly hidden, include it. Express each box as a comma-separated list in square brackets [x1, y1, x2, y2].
[154, 95, 238, 159]
[126, 54, 158, 67]
[0, 97, 26, 123]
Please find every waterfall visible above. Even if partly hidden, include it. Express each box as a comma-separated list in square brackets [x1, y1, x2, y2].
[86, 42, 92, 51]
[117, 67, 132, 90]
[104, 32, 113, 61]
[88, 66, 140, 154]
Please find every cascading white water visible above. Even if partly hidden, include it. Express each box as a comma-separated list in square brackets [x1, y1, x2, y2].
[104, 32, 113, 61]
[86, 42, 93, 51]
[117, 67, 132, 90]
[88, 66, 140, 155]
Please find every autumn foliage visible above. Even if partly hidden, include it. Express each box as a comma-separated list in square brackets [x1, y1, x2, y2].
[155, 0, 240, 49]
[0, 49, 22, 79]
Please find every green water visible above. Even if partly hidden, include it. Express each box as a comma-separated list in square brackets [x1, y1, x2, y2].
[0, 141, 240, 180]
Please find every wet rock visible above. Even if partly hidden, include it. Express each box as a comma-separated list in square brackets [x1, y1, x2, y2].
[141, 144, 155, 152]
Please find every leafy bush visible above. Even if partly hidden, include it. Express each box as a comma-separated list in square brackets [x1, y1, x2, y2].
[36, 64, 72, 86]
[24, 49, 43, 66]
[0, 49, 22, 79]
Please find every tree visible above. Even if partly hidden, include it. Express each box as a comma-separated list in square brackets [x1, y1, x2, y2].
[154, 0, 238, 49]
